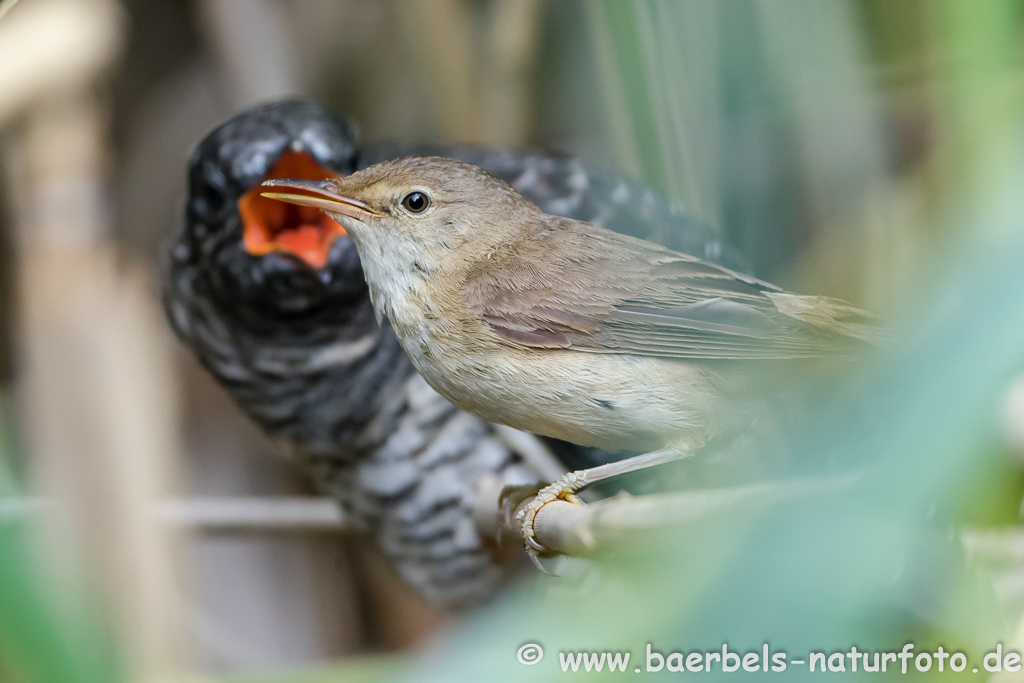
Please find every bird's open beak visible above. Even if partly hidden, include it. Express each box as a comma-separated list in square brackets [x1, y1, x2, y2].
[239, 151, 349, 269]
[260, 179, 383, 221]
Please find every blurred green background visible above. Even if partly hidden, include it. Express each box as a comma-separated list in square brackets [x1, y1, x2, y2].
[2, 0, 1024, 680]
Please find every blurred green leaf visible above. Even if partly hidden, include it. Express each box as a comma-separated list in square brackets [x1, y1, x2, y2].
[0, 406, 121, 683]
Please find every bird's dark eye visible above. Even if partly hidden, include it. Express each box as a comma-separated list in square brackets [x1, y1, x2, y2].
[401, 191, 430, 214]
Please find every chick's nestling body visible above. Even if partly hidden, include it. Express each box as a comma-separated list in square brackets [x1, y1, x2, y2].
[169, 100, 762, 601]
[264, 157, 875, 456]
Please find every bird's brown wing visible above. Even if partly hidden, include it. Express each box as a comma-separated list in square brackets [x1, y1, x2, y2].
[463, 219, 879, 360]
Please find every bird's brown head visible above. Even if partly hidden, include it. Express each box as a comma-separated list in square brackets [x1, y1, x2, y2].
[261, 156, 532, 274]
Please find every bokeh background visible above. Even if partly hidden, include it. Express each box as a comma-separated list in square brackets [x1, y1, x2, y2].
[2, 0, 1024, 681]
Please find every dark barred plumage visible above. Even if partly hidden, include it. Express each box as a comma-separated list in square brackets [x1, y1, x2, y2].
[163, 100, 741, 605]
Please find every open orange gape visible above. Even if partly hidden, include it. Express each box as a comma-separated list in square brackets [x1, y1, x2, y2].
[238, 151, 347, 269]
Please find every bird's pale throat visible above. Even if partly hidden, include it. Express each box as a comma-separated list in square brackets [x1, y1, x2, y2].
[239, 151, 347, 269]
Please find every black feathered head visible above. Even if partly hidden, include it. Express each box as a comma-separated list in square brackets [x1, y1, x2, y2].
[173, 100, 370, 326]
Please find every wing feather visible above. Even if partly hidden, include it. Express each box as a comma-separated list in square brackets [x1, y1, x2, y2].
[463, 217, 876, 360]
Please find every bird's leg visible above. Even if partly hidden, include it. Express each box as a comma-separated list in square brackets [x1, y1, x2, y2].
[513, 447, 689, 563]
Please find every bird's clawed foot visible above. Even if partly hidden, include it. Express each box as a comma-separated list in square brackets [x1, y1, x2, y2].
[498, 483, 543, 532]
[499, 481, 582, 571]
[511, 472, 587, 569]
[502, 447, 690, 570]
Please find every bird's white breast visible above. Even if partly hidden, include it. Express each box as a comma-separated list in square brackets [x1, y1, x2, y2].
[343, 217, 722, 453]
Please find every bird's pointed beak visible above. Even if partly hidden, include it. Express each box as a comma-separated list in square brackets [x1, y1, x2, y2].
[260, 179, 383, 220]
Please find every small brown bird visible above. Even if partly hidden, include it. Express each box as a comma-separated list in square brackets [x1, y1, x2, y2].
[262, 156, 879, 551]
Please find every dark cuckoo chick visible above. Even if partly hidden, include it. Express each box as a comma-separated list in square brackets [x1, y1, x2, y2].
[166, 101, 748, 600]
